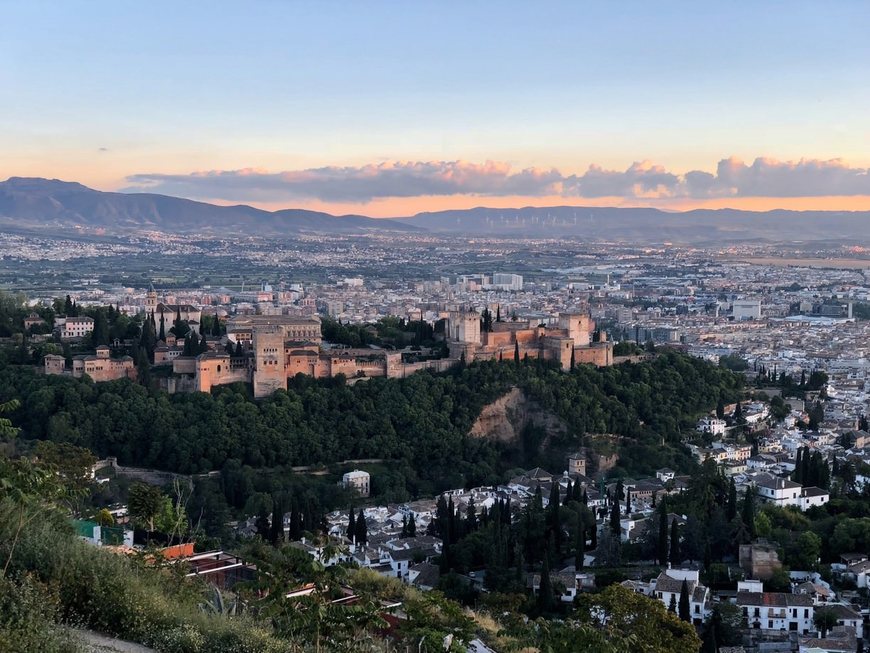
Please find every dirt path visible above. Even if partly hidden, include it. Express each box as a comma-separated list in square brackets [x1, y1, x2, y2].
[72, 629, 156, 653]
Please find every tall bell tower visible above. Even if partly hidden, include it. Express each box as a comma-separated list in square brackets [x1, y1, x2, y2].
[145, 283, 158, 313]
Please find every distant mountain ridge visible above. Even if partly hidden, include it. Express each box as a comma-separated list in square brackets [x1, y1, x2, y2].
[2, 177, 869, 243]
[398, 205, 870, 243]
[0, 177, 419, 235]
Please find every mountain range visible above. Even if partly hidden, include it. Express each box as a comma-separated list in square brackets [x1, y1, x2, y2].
[2, 176, 869, 243]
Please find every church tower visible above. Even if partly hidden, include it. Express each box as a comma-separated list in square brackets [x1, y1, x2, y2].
[145, 283, 158, 313]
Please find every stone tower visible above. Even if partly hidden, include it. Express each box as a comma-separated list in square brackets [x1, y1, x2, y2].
[252, 326, 286, 398]
[145, 283, 158, 313]
[559, 312, 591, 347]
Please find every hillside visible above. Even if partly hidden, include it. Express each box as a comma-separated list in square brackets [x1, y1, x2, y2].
[0, 177, 419, 236]
[395, 205, 870, 243]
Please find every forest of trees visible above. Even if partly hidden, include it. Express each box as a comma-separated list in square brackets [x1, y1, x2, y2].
[0, 351, 742, 496]
[320, 315, 441, 349]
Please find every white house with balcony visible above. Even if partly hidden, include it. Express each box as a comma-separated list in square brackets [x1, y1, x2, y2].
[737, 591, 814, 633]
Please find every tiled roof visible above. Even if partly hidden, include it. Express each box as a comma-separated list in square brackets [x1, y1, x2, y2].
[736, 591, 813, 607]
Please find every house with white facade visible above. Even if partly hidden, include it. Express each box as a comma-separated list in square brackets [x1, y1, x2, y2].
[651, 568, 710, 625]
[698, 416, 727, 436]
[752, 473, 829, 510]
[737, 591, 815, 633]
[60, 316, 95, 340]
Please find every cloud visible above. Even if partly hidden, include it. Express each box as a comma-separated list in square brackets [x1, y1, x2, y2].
[565, 161, 681, 199]
[689, 157, 870, 198]
[124, 161, 564, 203]
[124, 157, 870, 203]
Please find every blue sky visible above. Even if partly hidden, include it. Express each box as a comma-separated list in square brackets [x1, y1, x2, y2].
[2, 1, 869, 215]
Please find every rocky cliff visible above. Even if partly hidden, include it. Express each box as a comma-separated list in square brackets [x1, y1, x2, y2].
[468, 387, 566, 443]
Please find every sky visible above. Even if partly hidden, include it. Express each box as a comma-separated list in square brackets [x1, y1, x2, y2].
[2, 1, 870, 217]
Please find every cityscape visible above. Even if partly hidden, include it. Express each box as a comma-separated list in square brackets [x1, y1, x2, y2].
[1, 3, 870, 653]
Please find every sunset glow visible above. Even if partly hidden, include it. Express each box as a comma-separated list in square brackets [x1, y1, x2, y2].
[2, 1, 869, 217]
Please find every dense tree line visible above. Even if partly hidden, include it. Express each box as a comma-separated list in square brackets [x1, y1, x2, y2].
[320, 315, 439, 349]
[0, 351, 741, 496]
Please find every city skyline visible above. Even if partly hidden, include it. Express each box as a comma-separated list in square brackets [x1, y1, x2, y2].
[3, 1, 870, 216]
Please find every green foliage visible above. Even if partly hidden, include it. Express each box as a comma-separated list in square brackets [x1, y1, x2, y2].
[0, 497, 293, 652]
[127, 482, 164, 532]
[0, 575, 82, 653]
[718, 354, 748, 371]
[574, 584, 701, 653]
[0, 351, 742, 489]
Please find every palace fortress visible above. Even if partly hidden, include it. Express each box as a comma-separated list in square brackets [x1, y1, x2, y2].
[194, 310, 612, 398]
[46, 291, 612, 398]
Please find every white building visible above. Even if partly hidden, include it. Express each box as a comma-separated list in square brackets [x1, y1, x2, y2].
[737, 591, 814, 633]
[490, 273, 523, 291]
[754, 474, 802, 506]
[698, 416, 727, 436]
[342, 470, 371, 498]
[651, 569, 710, 625]
[733, 299, 762, 320]
[60, 316, 95, 340]
[753, 473, 829, 510]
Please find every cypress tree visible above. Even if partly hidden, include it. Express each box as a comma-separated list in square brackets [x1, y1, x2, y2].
[624, 487, 631, 515]
[537, 553, 555, 614]
[678, 579, 691, 622]
[793, 448, 803, 483]
[669, 519, 681, 566]
[657, 503, 669, 565]
[548, 482, 562, 549]
[466, 499, 477, 533]
[570, 348, 575, 370]
[269, 494, 284, 544]
[609, 500, 621, 537]
[668, 594, 677, 613]
[289, 504, 301, 540]
[199, 332, 208, 354]
[347, 508, 356, 540]
[408, 513, 416, 537]
[576, 525, 585, 569]
[135, 346, 151, 387]
[514, 341, 520, 365]
[158, 311, 166, 341]
[355, 509, 367, 546]
[741, 487, 756, 538]
[726, 477, 737, 521]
